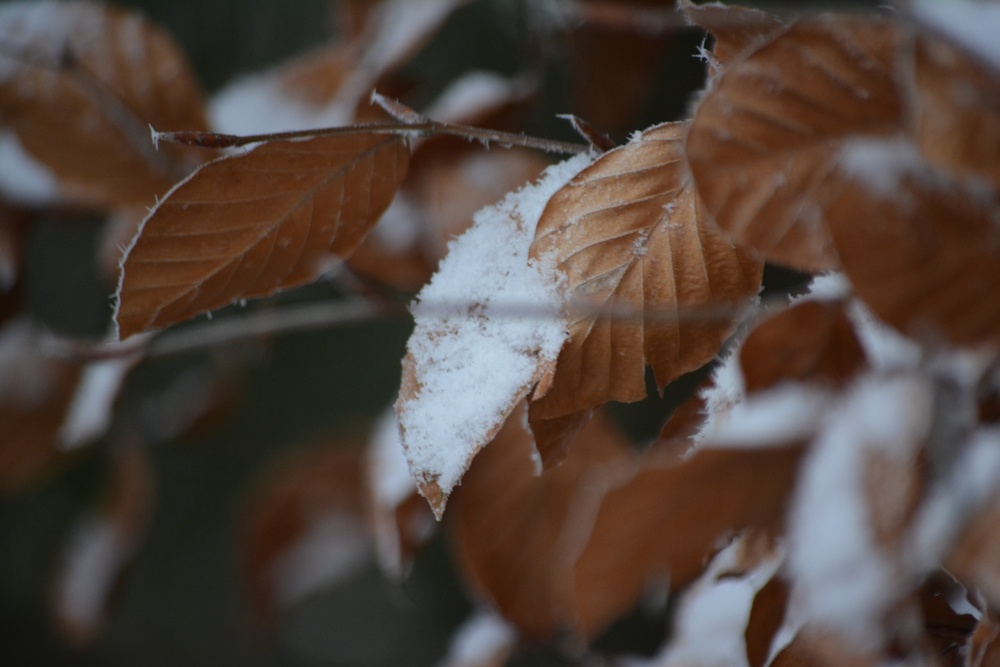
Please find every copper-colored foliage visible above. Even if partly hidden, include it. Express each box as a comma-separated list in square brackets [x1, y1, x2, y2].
[918, 572, 978, 661]
[530, 121, 762, 420]
[914, 32, 1000, 188]
[243, 443, 368, 628]
[947, 493, 1000, 610]
[52, 443, 154, 645]
[968, 611, 1000, 667]
[745, 575, 790, 667]
[115, 133, 410, 338]
[740, 300, 867, 394]
[678, 0, 785, 71]
[0, 318, 80, 492]
[827, 158, 1000, 348]
[527, 405, 593, 471]
[573, 442, 804, 639]
[447, 407, 636, 641]
[0, 2, 209, 207]
[686, 16, 905, 271]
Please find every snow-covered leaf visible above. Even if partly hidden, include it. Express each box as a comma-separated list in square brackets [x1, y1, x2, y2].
[395, 153, 593, 518]
[114, 132, 409, 338]
[529, 122, 762, 425]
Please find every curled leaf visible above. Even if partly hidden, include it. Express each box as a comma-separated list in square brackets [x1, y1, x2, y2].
[530, 121, 762, 421]
[114, 132, 409, 338]
[679, 0, 786, 72]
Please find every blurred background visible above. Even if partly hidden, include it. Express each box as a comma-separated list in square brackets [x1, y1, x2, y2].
[0, 1, 873, 665]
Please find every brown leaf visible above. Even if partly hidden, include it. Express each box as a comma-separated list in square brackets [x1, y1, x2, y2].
[746, 575, 790, 667]
[0, 317, 79, 492]
[52, 442, 154, 645]
[686, 15, 906, 271]
[947, 493, 1000, 611]
[827, 147, 1000, 348]
[678, 0, 786, 71]
[0, 2, 209, 207]
[527, 405, 593, 471]
[572, 442, 804, 639]
[530, 121, 762, 420]
[740, 300, 867, 394]
[918, 572, 977, 661]
[243, 442, 369, 629]
[114, 132, 409, 338]
[968, 611, 1000, 667]
[447, 406, 637, 641]
[913, 31, 1000, 188]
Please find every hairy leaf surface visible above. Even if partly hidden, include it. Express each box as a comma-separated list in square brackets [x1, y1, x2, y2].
[115, 133, 409, 338]
[530, 121, 762, 422]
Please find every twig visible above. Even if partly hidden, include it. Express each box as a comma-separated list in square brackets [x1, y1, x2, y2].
[155, 120, 591, 156]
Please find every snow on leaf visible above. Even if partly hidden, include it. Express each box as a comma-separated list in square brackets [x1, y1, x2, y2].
[788, 373, 935, 650]
[114, 132, 409, 339]
[529, 121, 762, 427]
[52, 443, 153, 645]
[395, 152, 593, 518]
[243, 442, 369, 627]
[911, 0, 1000, 73]
[686, 15, 905, 271]
[829, 139, 1000, 349]
[0, 1, 208, 207]
[438, 609, 518, 667]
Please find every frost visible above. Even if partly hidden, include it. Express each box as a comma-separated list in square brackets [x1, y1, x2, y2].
[397, 152, 595, 513]
[913, 0, 1000, 71]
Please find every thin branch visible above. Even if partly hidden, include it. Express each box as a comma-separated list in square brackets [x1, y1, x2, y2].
[155, 120, 591, 156]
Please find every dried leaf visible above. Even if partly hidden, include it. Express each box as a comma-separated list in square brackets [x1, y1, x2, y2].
[0, 2, 209, 207]
[913, 31, 1000, 188]
[447, 406, 636, 641]
[686, 16, 906, 271]
[52, 442, 153, 645]
[740, 300, 867, 394]
[395, 154, 593, 518]
[530, 121, 762, 421]
[679, 0, 786, 71]
[243, 442, 369, 628]
[918, 572, 977, 661]
[828, 142, 1000, 348]
[745, 575, 790, 667]
[572, 442, 804, 639]
[114, 132, 409, 338]
[968, 611, 1000, 667]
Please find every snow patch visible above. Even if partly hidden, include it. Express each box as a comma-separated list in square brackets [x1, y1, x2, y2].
[397, 152, 594, 511]
[438, 609, 517, 667]
[913, 0, 1000, 71]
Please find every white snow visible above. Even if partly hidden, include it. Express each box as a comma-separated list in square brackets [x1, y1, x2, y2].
[437, 609, 517, 667]
[367, 407, 423, 576]
[53, 515, 127, 633]
[269, 512, 369, 610]
[913, 0, 1000, 71]
[396, 152, 594, 514]
[0, 131, 63, 205]
[702, 384, 831, 449]
[838, 137, 924, 197]
[788, 373, 934, 649]
[655, 539, 783, 667]
[59, 356, 136, 450]
[424, 71, 534, 124]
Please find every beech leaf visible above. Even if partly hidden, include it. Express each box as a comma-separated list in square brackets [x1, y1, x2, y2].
[686, 16, 905, 271]
[679, 0, 786, 72]
[529, 121, 762, 422]
[0, 1, 209, 206]
[114, 133, 410, 339]
[829, 141, 1000, 348]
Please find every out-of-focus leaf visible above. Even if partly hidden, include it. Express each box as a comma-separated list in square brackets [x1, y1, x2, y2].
[243, 442, 369, 628]
[0, 1, 209, 207]
[828, 144, 1000, 348]
[686, 16, 905, 271]
[447, 406, 636, 641]
[114, 132, 409, 338]
[530, 121, 762, 422]
[739, 300, 867, 394]
[745, 575, 790, 667]
[51, 442, 154, 645]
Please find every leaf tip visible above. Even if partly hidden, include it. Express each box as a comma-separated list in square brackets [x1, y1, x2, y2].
[417, 476, 448, 522]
